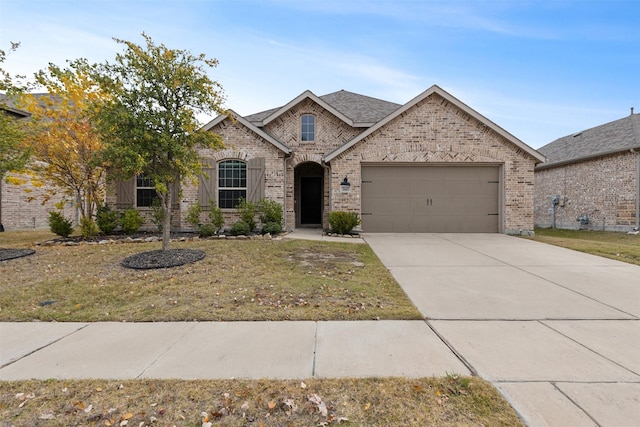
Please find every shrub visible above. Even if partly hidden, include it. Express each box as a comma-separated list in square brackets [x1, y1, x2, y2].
[198, 223, 218, 237]
[80, 216, 99, 239]
[261, 221, 282, 235]
[96, 204, 119, 234]
[121, 209, 144, 235]
[208, 205, 225, 232]
[48, 211, 74, 238]
[186, 201, 202, 229]
[328, 211, 361, 234]
[258, 198, 283, 226]
[235, 198, 257, 232]
[230, 220, 250, 236]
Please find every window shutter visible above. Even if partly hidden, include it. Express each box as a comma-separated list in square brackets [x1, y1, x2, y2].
[116, 177, 134, 209]
[171, 179, 180, 209]
[198, 159, 215, 208]
[247, 157, 265, 203]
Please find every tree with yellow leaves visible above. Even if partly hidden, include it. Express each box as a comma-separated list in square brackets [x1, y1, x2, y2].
[19, 59, 107, 221]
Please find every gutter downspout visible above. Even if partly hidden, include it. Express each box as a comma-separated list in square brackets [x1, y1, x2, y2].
[283, 152, 292, 231]
[0, 179, 3, 231]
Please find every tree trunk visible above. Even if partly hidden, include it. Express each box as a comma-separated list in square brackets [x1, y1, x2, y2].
[161, 187, 171, 251]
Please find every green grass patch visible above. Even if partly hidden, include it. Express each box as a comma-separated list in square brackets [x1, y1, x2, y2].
[526, 228, 640, 265]
[0, 232, 422, 322]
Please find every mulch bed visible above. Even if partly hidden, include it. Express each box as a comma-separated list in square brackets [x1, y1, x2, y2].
[0, 248, 35, 262]
[121, 248, 206, 269]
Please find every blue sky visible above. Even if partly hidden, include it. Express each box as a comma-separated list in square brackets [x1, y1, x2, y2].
[1, 0, 637, 148]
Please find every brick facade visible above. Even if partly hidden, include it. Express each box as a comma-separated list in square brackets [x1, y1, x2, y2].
[106, 87, 542, 234]
[534, 151, 639, 231]
[1, 171, 75, 230]
[328, 93, 538, 234]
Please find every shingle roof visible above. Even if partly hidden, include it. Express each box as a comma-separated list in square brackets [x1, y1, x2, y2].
[244, 90, 401, 126]
[537, 113, 640, 169]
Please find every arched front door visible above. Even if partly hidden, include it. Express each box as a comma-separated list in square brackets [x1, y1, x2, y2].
[295, 162, 324, 227]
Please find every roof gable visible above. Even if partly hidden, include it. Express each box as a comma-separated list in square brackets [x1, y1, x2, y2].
[201, 110, 292, 154]
[537, 113, 640, 169]
[324, 85, 545, 163]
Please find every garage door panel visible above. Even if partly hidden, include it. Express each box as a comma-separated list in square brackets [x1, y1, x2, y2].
[361, 165, 500, 233]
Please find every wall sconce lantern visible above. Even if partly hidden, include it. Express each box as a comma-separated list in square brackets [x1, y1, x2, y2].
[340, 176, 351, 193]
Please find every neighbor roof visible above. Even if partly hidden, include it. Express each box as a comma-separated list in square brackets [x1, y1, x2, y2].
[537, 112, 640, 169]
[0, 93, 30, 117]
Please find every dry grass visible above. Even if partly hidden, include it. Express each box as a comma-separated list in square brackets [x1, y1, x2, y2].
[526, 228, 640, 265]
[0, 376, 524, 427]
[0, 232, 422, 322]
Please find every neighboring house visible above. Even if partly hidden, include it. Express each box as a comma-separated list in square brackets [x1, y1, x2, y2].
[0, 93, 75, 230]
[108, 85, 544, 234]
[534, 110, 640, 231]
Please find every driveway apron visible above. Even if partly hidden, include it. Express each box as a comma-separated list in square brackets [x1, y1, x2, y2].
[364, 233, 640, 427]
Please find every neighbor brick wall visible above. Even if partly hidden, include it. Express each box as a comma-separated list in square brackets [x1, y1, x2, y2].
[534, 151, 639, 231]
[330, 93, 539, 234]
[1, 171, 75, 230]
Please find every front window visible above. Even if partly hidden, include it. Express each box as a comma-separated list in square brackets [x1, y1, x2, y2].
[301, 114, 315, 142]
[136, 174, 157, 207]
[218, 160, 247, 209]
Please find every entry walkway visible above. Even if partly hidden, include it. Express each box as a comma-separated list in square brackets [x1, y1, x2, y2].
[364, 233, 640, 427]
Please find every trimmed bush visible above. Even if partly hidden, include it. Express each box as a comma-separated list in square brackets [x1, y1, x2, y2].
[230, 220, 250, 236]
[121, 209, 144, 235]
[48, 211, 74, 238]
[198, 223, 218, 237]
[328, 211, 361, 235]
[96, 204, 119, 234]
[186, 201, 202, 229]
[258, 198, 283, 226]
[80, 216, 99, 239]
[235, 198, 257, 232]
[261, 221, 282, 235]
[208, 202, 225, 232]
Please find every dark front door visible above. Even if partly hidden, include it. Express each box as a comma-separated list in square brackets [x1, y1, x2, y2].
[300, 177, 322, 224]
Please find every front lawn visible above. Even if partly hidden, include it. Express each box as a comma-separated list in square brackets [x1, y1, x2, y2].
[0, 376, 524, 427]
[526, 228, 640, 265]
[0, 232, 422, 322]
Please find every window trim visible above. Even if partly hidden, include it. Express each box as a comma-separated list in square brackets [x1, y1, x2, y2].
[135, 174, 157, 208]
[301, 114, 315, 142]
[217, 159, 247, 209]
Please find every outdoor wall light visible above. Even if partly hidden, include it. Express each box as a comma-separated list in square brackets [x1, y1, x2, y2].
[340, 176, 351, 193]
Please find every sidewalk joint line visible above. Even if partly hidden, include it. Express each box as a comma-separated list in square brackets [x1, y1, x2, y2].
[424, 319, 477, 377]
[552, 381, 604, 427]
[0, 323, 90, 370]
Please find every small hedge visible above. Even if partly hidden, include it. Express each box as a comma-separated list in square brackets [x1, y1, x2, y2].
[48, 211, 74, 238]
[328, 211, 361, 235]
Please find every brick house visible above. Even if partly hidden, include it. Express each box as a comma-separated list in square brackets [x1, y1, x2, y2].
[109, 85, 544, 234]
[534, 110, 640, 231]
[0, 94, 76, 231]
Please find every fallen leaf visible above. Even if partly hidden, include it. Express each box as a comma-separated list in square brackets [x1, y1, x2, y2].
[300, 381, 307, 389]
[96, 387, 103, 392]
[121, 413, 133, 421]
[267, 400, 276, 410]
[364, 402, 371, 411]
[84, 404, 93, 413]
[38, 414, 55, 420]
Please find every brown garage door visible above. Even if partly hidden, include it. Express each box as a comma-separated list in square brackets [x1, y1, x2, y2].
[361, 165, 500, 233]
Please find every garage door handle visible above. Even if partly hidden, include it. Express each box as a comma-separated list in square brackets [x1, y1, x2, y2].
[362, 212, 373, 216]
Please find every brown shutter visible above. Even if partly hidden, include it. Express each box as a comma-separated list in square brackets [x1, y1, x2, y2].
[247, 157, 265, 203]
[171, 178, 180, 209]
[116, 177, 134, 209]
[198, 159, 215, 209]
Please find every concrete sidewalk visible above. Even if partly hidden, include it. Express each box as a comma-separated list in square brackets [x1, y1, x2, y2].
[364, 233, 640, 427]
[0, 321, 467, 380]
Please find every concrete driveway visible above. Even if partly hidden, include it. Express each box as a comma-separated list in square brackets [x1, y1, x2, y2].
[364, 233, 640, 427]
